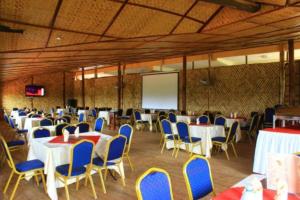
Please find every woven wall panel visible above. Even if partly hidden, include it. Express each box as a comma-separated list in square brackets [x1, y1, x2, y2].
[205, 21, 258, 35]
[123, 74, 142, 110]
[107, 5, 180, 37]
[230, 25, 279, 38]
[130, 0, 195, 15]
[55, 0, 122, 34]
[94, 77, 118, 108]
[188, 1, 220, 22]
[173, 18, 202, 34]
[0, 0, 57, 26]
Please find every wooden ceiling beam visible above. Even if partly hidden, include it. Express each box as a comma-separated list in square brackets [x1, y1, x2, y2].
[199, 0, 261, 13]
[197, 6, 223, 33]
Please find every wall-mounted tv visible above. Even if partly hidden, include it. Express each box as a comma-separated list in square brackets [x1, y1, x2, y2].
[25, 85, 45, 97]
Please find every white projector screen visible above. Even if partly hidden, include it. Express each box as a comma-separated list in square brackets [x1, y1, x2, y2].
[142, 73, 178, 109]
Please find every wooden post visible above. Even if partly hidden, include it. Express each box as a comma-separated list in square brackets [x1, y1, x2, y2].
[245, 55, 248, 64]
[288, 39, 295, 106]
[182, 56, 187, 112]
[117, 63, 122, 110]
[31, 76, 34, 109]
[279, 44, 285, 104]
[81, 67, 85, 108]
[63, 71, 66, 107]
[93, 67, 97, 108]
[121, 64, 126, 109]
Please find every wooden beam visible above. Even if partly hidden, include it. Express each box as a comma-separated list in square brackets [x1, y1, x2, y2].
[63, 71, 66, 107]
[117, 63, 122, 110]
[81, 67, 85, 107]
[182, 56, 187, 112]
[288, 39, 295, 106]
[199, 0, 261, 13]
[197, 6, 223, 33]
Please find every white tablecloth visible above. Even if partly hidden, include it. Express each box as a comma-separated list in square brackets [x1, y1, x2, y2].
[10, 110, 19, 118]
[98, 111, 110, 125]
[15, 116, 27, 129]
[167, 124, 225, 157]
[77, 110, 89, 121]
[27, 132, 124, 200]
[141, 113, 157, 131]
[253, 129, 300, 174]
[24, 118, 43, 131]
[225, 118, 243, 142]
[27, 125, 56, 145]
[176, 115, 196, 124]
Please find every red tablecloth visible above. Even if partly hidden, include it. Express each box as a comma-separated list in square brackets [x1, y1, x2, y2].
[213, 187, 299, 200]
[264, 128, 300, 135]
[49, 135, 100, 144]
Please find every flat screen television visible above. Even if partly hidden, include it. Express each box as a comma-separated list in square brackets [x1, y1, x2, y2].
[25, 85, 45, 97]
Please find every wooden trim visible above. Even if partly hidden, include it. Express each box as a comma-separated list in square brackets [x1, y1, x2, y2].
[81, 67, 85, 107]
[288, 39, 295, 105]
[279, 44, 285, 104]
[117, 63, 122, 109]
[197, 6, 223, 33]
[199, 0, 261, 13]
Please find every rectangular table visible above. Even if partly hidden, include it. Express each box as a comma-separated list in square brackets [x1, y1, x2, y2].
[253, 128, 300, 174]
[141, 113, 157, 131]
[98, 111, 110, 125]
[27, 132, 124, 200]
[167, 124, 225, 157]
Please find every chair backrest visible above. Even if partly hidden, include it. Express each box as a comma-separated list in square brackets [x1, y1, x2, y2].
[176, 122, 189, 139]
[4, 114, 9, 124]
[214, 116, 226, 126]
[58, 110, 63, 117]
[145, 109, 150, 114]
[62, 115, 71, 123]
[264, 107, 275, 123]
[136, 168, 174, 200]
[250, 111, 259, 117]
[55, 123, 68, 136]
[12, 108, 18, 111]
[183, 155, 214, 199]
[33, 127, 51, 138]
[126, 108, 133, 116]
[0, 135, 17, 172]
[117, 109, 123, 117]
[226, 121, 239, 143]
[18, 111, 27, 116]
[249, 114, 259, 133]
[105, 135, 127, 162]
[119, 124, 133, 153]
[54, 117, 67, 125]
[161, 119, 173, 135]
[78, 113, 85, 122]
[40, 118, 53, 126]
[257, 113, 264, 130]
[158, 111, 166, 117]
[76, 122, 90, 133]
[9, 117, 15, 129]
[134, 111, 142, 121]
[94, 117, 104, 132]
[63, 125, 77, 134]
[31, 114, 40, 118]
[92, 109, 97, 117]
[68, 140, 94, 177]
[168, 112, 177, 123]
[198, 115, 209, 124]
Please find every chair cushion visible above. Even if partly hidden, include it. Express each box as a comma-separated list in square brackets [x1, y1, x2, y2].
[7, 140, 25, 147]
[17, 129, 28, 134]
[56, 164, 86, 176]
[93, 157, 115, 167]
[15, 159, 44, 172]
[181, 137, 201, 143]
[166, 135, 179, 140]
[212, 137, 226, 142]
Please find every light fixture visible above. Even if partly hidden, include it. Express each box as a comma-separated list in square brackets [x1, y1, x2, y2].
[56, 36, 62, 41]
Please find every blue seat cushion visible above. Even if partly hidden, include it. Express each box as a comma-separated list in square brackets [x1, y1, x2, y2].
[17, 129, 28, 134]
[56, 164, 86, 176]
[15, 159, 44, 172]
[166, 135, 179, 140]
[181, 137, 201, 143]
[212, 137, 226, 142]
[93, 157, 115, 167]
[7, 140, 25, 147]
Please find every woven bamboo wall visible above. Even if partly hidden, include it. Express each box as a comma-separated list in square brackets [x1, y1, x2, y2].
[1, 72, 74, 112]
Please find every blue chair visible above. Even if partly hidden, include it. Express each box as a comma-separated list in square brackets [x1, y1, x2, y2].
[134, 110, 150, 131]
[9, 117, 28, 143]
[18, 111, 27, 116]
[243, 114, 259, 144]
[175, 122, 202, 158]
[136, 168, 174, 200]
[183, 155, 215, 200]
[212, 121, 239, 160]
[168, 112, 177, 123]
[55, 123, 68, 136]
[214, 116, 226, 126]
[78, 113, 85, 123]
[92, 135, 127, 194]
[119, 124, 134, 171]
[63, 125, 77, 134]
[160, 119, 177, 156]
[4, 113, 9, 124]
[33, 128, 51, 138]
[40, 118, 53, 126]
[0, 135, 46, 200]
[263, 107, 275, 128]
[76, 122, 90, 133]
[91, 109, 97, 118]
[94, 117, 104, 132]
[197, 115, 209, 124]
[55, 140, 97, 200]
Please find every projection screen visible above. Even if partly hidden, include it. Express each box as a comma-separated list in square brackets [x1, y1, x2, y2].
[142, 73, 178, 109]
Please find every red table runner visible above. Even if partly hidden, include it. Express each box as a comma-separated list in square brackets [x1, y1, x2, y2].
[264, 128, 300, 135]
[49, 135, 100, 144]
[213, 187, 299, 200]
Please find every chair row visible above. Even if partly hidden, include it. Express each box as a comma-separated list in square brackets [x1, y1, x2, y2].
[136, 155, 215, 200]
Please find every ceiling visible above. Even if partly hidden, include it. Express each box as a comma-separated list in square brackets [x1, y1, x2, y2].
[1, 0, 300, 81]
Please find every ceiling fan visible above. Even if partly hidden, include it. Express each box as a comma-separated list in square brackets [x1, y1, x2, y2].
[0, 24, 24, 33]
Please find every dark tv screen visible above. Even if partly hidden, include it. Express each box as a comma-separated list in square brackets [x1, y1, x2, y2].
[25, 85, 45, 97]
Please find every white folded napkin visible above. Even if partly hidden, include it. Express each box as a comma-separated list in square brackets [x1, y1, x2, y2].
[241, 177, 263, 200]
[274, 180, 288, 200]
[74, 127, 80, 138]
[63, 129, 69, 142]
